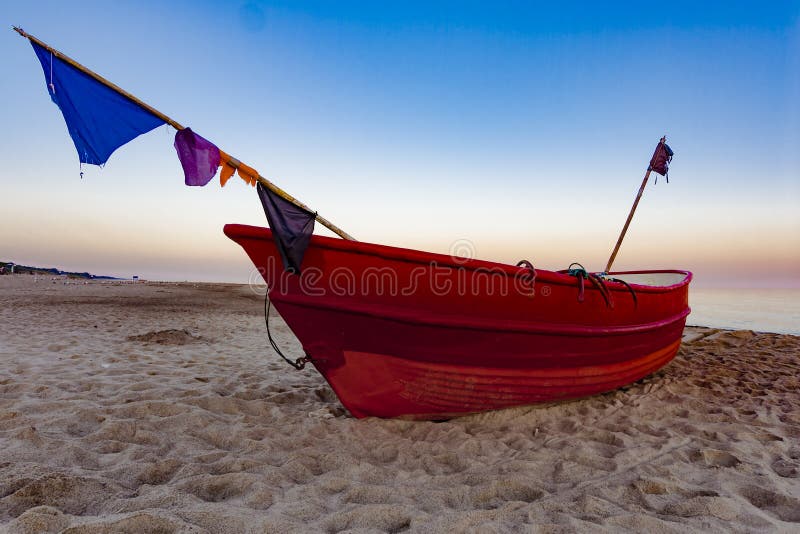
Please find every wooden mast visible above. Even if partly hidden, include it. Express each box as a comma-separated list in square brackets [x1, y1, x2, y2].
[13, 26, 356, 241]
[604, 136, 666, 273]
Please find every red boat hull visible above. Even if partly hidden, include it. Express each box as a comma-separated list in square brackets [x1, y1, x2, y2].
[225, 224, 691, 419]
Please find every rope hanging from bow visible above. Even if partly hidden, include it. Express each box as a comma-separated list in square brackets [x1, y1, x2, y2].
[265, 295, 312, 370]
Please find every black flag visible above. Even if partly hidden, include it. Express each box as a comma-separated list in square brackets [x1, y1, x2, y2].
[257, 183, 315, 273]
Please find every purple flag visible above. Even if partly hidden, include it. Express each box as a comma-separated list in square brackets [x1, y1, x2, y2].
[174, 128, 221, 186]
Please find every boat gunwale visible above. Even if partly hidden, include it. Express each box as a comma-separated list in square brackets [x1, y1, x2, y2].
[224, 224, 693, 294]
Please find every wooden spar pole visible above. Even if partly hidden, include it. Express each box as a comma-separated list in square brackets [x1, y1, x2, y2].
[603, 136, 665, 274]
[12, 26, 356, 241]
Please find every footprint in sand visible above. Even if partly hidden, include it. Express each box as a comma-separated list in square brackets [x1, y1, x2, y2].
[126, 329, 204, 345]
[663, 496, 740, 521]
[632, 478, 672, 495]
[740, 485, 800, 522]
[3, 474, 120, 517]
[689, 448, 741, 468]
[179, 473, 260, 504]
[136, 459, 182, 486]
[770, 457, 799, 478]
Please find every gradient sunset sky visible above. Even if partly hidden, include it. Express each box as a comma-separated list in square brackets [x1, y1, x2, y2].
[2, 1, 798, 286]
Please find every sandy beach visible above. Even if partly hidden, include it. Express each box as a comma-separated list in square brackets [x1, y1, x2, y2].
[0, 275, 798, 533]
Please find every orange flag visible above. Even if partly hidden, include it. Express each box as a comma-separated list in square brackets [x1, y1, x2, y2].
[237, 162, 259, 187]
[218, 150, 236, 187]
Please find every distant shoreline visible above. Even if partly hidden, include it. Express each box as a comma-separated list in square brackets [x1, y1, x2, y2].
[0, 261, 120, 280]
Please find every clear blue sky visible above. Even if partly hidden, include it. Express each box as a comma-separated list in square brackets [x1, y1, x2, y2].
[2, 1, 798, 286]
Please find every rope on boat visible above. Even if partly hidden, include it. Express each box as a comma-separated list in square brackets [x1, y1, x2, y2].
[563, 264, 639, 308]
[604, 277, 639, 308]
[564, 263, 614, 308]
[264, 295, 311, 371]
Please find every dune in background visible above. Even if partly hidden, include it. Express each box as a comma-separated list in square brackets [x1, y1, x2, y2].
[0, 276, 798, 532]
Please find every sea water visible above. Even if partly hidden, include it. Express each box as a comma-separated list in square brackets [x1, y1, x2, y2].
[689, 289, 800, 336]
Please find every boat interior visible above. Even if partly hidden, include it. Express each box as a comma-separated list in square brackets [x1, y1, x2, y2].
[609, 272, 690, 288]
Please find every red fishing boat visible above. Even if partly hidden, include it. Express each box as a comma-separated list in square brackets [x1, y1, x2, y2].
[226, 224, 691, 419]
[15, 28, 691, 419]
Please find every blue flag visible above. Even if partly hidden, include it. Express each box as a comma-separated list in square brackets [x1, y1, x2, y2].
[31, 42, 165, 165]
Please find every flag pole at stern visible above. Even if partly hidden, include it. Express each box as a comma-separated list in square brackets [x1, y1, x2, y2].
[12, 26, 356, 242]
[604, 136, 666, 274]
